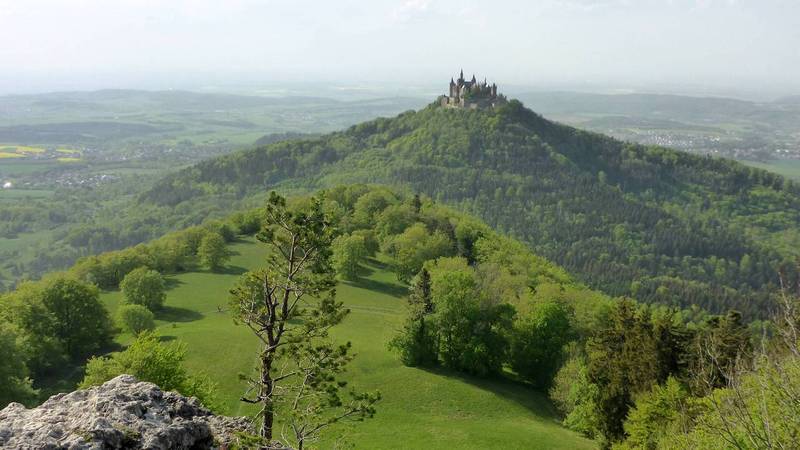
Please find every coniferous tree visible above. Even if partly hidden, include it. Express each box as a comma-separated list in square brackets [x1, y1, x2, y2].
[390, 268, 438, 366]
[587, 299, 660, 444]
[229, 192, 378, 447]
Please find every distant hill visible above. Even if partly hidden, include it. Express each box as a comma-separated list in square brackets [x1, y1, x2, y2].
[142, 99, 800, 317]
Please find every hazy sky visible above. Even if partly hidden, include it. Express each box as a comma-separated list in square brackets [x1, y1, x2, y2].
[1, 0, 799, 95]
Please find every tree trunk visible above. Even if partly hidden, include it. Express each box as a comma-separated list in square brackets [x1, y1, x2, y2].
[260, 348, 275, 442]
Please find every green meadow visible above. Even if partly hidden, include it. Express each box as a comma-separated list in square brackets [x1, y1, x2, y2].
[99, 236, 595, 449]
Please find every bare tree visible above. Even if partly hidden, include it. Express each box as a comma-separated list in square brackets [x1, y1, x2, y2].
[230, 192, 379, 448]
[686, 278, 800, 449]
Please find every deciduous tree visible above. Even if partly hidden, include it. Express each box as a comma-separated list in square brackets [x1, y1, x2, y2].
[120, 267, 166, 311]
[198, 232, 230, 271]
[116, 304, 156, 336]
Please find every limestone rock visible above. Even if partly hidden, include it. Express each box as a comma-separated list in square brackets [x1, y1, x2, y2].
[0, 374, 251, 449]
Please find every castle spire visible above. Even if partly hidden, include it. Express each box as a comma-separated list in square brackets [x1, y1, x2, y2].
[459, 69, 464, 80]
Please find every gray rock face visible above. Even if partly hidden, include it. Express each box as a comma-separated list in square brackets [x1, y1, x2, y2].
[0, 375, 251, 450]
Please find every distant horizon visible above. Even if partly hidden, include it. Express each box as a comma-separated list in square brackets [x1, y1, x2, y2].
[2, 1, 799, 101]
[1, 72, 796, 103]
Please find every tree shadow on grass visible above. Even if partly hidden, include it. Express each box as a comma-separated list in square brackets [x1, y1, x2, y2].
[205, 265, 248, 276]
[164, 277, 185, 290]
[357, 264, 376, 278]
[344, 277, 409, 298]
[417, 365, 559, 419]
[365, 257, 392, 271]
[156, 306, 204, 323]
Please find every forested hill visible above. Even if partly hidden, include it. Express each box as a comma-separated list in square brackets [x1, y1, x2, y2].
[143, 99, 800, 318]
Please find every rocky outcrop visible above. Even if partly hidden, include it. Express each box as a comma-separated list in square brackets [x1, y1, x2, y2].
[0, 375, 251, 449]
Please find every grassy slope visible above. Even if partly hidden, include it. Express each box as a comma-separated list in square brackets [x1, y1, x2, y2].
[100, 236, 595, 449]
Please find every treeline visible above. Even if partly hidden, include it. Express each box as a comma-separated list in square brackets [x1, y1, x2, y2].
[139, 100, 800, 319]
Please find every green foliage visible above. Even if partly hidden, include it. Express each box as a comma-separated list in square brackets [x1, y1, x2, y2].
[662, 354, 800, 449]
[7, 275, 114, 361]
[389, 268, 438, 366]
[229, 192, 378, 445]
[510, 300, 573, 389]
[198, 232, 231, 271]
[73, 247, 150, 289]
[142, 102, 800, 319]
[332, 233, 367, 280]
[115, 304, 156, 336]
[120, 267, 166, 311]
[351, 188, 398, 229]
[689, 310, 752, 393]
[375, 203, 418, 238]
[550, 355, 601, 438]
[587, 299, 663, 443]
[81, 333, 220, 411]
[352, 229, 379, 256]
[228, 209, 262, 235]
[0, 323, 38, 407]
[204, 219, 237, 243]
[383, 223, 454, 282]
[615, 377, 692, 450]
[430, 257, 515, 376]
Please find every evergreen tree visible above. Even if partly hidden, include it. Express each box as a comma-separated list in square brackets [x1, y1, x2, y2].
[229, 192, 378, 447]
[587, 299, 660, 444]
[390, 268, 438, 366]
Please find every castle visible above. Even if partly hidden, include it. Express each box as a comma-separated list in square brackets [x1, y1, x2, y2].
[440, 70, 506, 109]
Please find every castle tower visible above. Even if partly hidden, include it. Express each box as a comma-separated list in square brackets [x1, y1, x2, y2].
[443, 71, 504, 109]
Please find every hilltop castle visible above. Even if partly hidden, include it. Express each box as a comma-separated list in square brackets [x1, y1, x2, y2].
[440, 70, 506, 109]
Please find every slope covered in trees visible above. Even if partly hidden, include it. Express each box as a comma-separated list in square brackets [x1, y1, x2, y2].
[1, 185, 601, 449]
[143, 100, 800, 318]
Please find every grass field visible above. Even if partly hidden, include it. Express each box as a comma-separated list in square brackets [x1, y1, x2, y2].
[99, 237, 595, 449]
[0, 160, 63, 176]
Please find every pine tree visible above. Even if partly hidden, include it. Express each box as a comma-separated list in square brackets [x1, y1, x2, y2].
[229, 192, 379, 448]
[390, 268, 438, 366]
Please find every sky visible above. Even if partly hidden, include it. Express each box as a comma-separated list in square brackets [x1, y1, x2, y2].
[0, 0, 799, 96]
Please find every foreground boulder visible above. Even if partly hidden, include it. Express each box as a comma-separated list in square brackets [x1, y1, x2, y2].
[0, 374, 251, 449]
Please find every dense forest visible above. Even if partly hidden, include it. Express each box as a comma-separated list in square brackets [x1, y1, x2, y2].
[143, 100, 800, 318]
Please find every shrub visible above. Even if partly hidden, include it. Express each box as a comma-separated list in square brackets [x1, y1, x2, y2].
[81, 333, 220, 411]
[116, 304, 156, 336]
[120, 267, 166, 311]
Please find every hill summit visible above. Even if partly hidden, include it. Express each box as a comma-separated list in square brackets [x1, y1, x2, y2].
[143, 99, 800, 318]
